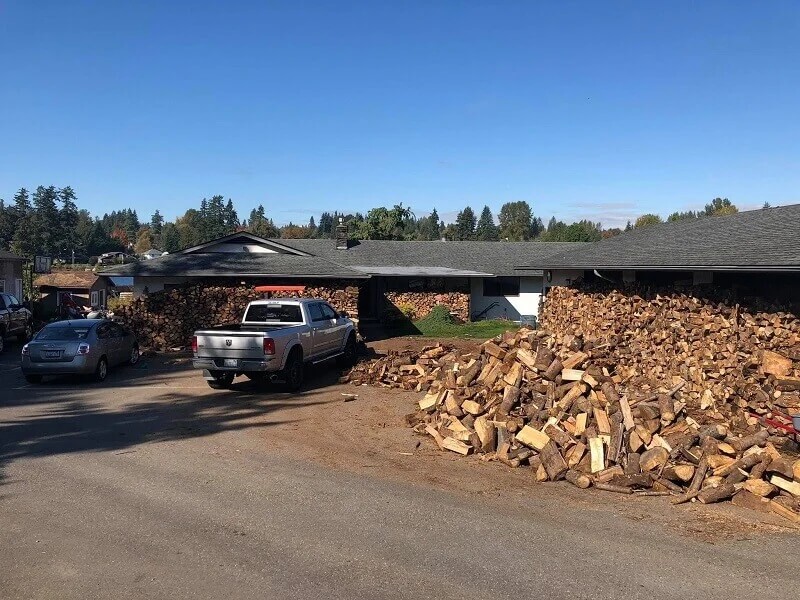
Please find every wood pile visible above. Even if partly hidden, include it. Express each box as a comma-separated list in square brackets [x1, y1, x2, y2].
[541, 284, 800, 436]
[345, 328, 800, 522]
[385, 291, 470, 322]
[119, 282, 360, 350]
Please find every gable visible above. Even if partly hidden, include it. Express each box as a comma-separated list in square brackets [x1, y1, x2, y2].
[180, 233, 310, 256]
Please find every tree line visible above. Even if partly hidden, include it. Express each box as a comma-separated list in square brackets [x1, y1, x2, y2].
[0, 186, 747, 261]
[629, 198, 742, 229]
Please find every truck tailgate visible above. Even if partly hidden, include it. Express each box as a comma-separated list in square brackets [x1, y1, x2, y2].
[196, 332, 267, 359]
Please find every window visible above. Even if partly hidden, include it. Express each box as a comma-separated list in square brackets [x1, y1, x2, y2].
[0, 280, 4, 292]
[96, 323, 112, 339]
[109, 323, 126, 337]
[320, 303, 337, 320]
[7, 295, 20, 307]
[91, 291, 99, 306]
[483, 277, 520, 297]
[309, 303, 326, 322]
[243, 304, 303, 323]
[15, 278, 23, 300]
[36, 326, 90, 341]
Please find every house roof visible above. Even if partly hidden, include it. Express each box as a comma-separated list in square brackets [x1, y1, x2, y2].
[520, 204, 800, 272]
[272, 239, 585, 277]
[0, 250, 24, 261]
[101, 252, 369, 279]
[34, 271, 99, 290]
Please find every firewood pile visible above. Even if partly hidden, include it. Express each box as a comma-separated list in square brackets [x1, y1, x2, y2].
[384, 291, 470, 322]
[540, 285, 800, 432]
[345, 328, 800, 522]
[118, 282, 359, 350]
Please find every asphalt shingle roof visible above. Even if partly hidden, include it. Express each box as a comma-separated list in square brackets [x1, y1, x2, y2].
[34, 271, 99, 289]
[521, 204, 800, 271]
[101, 253, 369, 279]
[0, 250, 24, 261]
[273, 239, 585, 277]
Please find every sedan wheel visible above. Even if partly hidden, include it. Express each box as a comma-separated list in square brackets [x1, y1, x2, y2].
[129, 345, 140, 365]
[95, 357, 108, 382]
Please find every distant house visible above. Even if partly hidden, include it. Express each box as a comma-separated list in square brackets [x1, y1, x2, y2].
[141, 248, 166, 260]
[34, 271, 115, 314]
[0, 251, 25, 300]
[98, 251, 127, 265]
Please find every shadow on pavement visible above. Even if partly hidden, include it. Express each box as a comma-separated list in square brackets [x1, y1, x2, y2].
[0, 354, 348, 485]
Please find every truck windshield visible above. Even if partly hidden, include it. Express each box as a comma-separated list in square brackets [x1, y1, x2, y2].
[244, 304, 302, 323]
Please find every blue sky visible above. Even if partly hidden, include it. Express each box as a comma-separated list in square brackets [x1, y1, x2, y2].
[1, 1, 798, 228]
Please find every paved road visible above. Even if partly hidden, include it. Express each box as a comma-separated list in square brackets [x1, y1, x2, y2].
[1, 349, 797, 600]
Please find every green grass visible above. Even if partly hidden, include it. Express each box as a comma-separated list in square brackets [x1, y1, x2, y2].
[411, 305, 518, 339]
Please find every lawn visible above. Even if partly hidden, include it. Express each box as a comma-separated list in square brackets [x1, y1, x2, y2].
[400, 305, 520, 339]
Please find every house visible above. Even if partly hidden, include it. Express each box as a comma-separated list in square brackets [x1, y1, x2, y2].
[102, 231, 585, 323]
[98, 251, 127, 265]
[141, 248, 166, 260]
[34, 271, 116, 314]
[517, 203, 800, 300]
[0, 251, 25, 300]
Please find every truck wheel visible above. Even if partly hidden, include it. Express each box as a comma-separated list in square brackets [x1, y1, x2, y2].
[283, 350, 304, 392]
[208, 372, 234, 389]
[336, 334, 357, 368]
[18, 323, 32, 343]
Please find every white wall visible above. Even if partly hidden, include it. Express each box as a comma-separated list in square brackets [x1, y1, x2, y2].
[133, 277, 190, 297]
[544, 269, 583, 289]
[470, 276, 543, 322]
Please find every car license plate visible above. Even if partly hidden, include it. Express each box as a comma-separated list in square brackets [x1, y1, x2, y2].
[223, 359, 239, 368]
[44, 351, 61, 359]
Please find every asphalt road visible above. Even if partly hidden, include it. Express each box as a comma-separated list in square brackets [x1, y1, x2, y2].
[1, 344, 797, 600]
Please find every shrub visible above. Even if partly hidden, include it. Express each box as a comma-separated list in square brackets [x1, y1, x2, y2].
[396, 302, 417, 321]
[107, 296, 132, 311]
[88, 256, 98, 266]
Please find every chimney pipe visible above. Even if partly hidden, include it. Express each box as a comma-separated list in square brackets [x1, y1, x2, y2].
[335, 217, 349, 249]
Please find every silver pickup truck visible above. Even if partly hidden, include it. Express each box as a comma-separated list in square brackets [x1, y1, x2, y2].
[192, 298, 357, 390]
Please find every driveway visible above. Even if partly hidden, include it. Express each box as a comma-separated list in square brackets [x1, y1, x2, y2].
[0, 349, 797, 600]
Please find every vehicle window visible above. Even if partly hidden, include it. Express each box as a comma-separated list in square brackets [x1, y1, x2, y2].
[36, 327, 91, 341]
[244, 304, 303, 323]
[109, 323, 125, 337]
[8, 295, 20, 306]
[320, 304, 337, 320]
[308, 303, 326, 322]
[96, 324, 111, 339]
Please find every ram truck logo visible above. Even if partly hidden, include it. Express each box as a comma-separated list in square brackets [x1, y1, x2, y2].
[225, 339, 232, 347]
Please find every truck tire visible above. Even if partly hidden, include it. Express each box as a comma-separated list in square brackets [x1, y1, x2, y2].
[336, 333, 357, 368]
[208, 372, 235, 389]
[18, 322, 32, 343]
[283, 348, 304, 392]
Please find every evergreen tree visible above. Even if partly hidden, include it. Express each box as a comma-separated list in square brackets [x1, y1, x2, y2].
[454, 206, 477, 240]
[317, 212, 335, 238]
[161, 222, 181, 252]
[474, 206, 499, 241]
[150, 209, 164, 235]
[247, 205, 280, 238]
[30, 185, 61, 256]
[59, 186, 80, 255]
[223, 199, 239, 231]
[416, 208, 441, 240]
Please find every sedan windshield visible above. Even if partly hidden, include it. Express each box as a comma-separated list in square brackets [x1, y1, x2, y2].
[36, 327, 91, 341]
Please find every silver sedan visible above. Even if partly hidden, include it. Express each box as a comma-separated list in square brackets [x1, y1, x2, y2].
[21, 319, 140, 384]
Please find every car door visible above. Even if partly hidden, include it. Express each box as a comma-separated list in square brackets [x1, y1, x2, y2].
[307, 302, 332, 357]
[109, 323, 129, 365]
[319, 303, 342, 353]
[6, 294, 26, 335]
[95, 322, 122, 365]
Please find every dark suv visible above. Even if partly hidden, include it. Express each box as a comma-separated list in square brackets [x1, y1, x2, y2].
[0, 293, 32, 353]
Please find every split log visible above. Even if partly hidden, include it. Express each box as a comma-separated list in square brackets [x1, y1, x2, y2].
[565, 469, 592, 489]
[540, 440, 569, 481]
[697, 482, 737, 504]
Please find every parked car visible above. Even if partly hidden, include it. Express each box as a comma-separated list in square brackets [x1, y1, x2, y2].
[0, 292, 33, 353]
[21, 319, 140, 384]
[192, 298, 357, 390]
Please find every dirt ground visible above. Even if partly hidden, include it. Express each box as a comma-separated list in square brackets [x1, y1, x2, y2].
[203, 336, 797, 545]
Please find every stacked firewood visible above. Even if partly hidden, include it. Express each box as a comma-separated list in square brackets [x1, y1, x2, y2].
[541, 285, 800, 433]
[119, 282, 360, 350]
[345, 329, 800, 522]
[384, 291, 470, 321]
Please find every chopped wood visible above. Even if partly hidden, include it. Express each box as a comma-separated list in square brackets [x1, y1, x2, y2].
[565, 469, 592, 489]
[540, 441, 569, 481]
[743, 479, 777, 497]
[516, 426, 550, 451]
[589, 437, 605, 473]
[770, 475, 800, 497]
[697, 482, 737, 504]
[442, 437, 471, 456]
[640, 447, 669, 472]
[594, 482, 633, 494]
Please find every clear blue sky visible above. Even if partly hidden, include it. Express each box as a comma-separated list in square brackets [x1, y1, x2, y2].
[1, 1, 798, 228]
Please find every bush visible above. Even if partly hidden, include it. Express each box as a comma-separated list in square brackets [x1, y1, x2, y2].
[88, 256, 98, 266]
[107, 296, 132, 311]
[396, 302, 417, 320]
